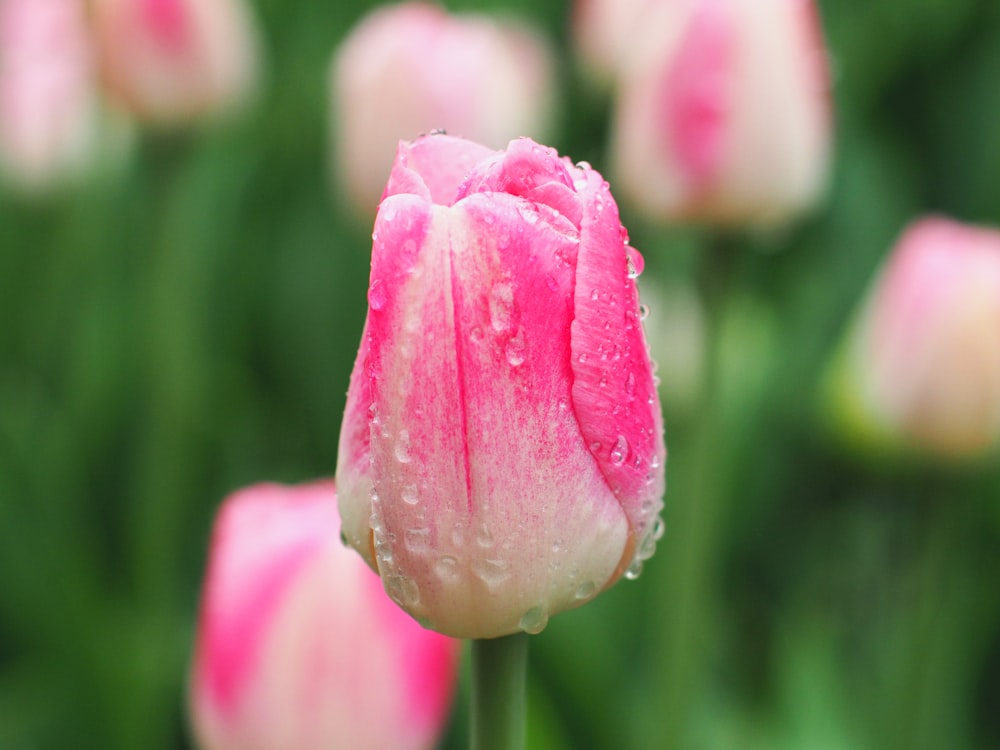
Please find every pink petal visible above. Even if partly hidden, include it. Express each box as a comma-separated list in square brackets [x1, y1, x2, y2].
[570, 168, 666, 546]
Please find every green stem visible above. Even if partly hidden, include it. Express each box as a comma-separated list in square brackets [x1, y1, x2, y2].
[470, 634, 529, 750]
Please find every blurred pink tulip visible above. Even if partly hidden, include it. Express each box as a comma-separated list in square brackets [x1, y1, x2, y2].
[336, 134, 667, 639]
[91, 0, 260, 125]
[330, 2, 555, 215]
[829, 217, 1000, 459]
[609, 0, 831, 225]
[572, 0, 653, 85]
[189, 481, 459, 750]
[0, 0, 99, 189]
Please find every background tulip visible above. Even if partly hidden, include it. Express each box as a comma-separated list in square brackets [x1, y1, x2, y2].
[336, 134, 666, 639]
[0, 0, 99, 190]
[330, 2, 555, 215]
[826, 217, 1000, 460]
[609, 0, 831, 225]
[189, 481, 459, 750]
[91, 0, 260, 125]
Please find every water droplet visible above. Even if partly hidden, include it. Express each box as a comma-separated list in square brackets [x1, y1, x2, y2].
[395, 430, 412, 463]
[368, 279, 387, 311]
[557, 397, 569, 411]
[577, 353, 588, 364]
[472, 558, 510, 590]
[590, 288, 599, 301]
[490, 282, 515, 333]
[575, 581, 597, 600]
[624, 559, 643, 580]
[610, 435, 628, 466]
[519, 606, 549, 634]
[401, 484, 419, 505]
[450, 524, 466, 548]
[626, 246, 645, 279]
[590, 441, 602, 452]
[476, 524, 494, 548]
[435, 555, 459, 582]
[575, 160, 592, 171]
[404, 527, 430, 554]
[625, 372, 637, 399]
[639, 304, 650, 321]
[651, 454, 662, 469]
[381, 204, 397, 222]
[653, 515, 666, 541]
[505, 334, 526, 366]
[637, 529, 657, 561]
[384, 574, 420, 606]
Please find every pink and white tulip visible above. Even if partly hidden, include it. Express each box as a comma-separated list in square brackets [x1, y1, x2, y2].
[828, 217, 1000, 459]
[609, 0, 831, 225]
[189, 481, 459, 750]
[330, 2, 555, 215]
[336, 134, 667, 639]
[0, 0, 99, 190]
[91, 0, 260, 125]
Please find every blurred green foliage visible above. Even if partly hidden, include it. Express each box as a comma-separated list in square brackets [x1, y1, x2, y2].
[2, 0, 1000, 748]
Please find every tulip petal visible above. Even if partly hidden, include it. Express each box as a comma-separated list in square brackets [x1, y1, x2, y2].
[570, 168, 666, 552]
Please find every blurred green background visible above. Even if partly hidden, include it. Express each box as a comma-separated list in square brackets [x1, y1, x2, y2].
[2, 0, 1000, 748]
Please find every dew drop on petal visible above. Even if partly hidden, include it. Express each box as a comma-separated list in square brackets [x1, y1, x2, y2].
[395, 430, 412, 463]
[489, 282, 515, 333]
[506, 335, 526, 367]
[519, 606, 549, 635]
[385, 574, 420, 606]
[401, 484, 419, 505]
[625, 372, 637, 399]
[472, 558, 510, 590]
[624, 559, 643, 580]
[404, 527, 430, 554]
[639, 303, 650, 321]
[575, 581, 597, 600]
[434, 555, 459, 582]
[610, 435, 628, 466]
[626, 246, 645, 279]
[368, 279, 386, 311]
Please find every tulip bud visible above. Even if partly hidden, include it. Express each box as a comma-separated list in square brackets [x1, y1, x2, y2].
[330, 2, 555, 215]
[610, 0, 831, 225]
[91, 0, 260, 125]
[0, 0, 100, 190]
[336, 134, 667, 639]
[826, 217, 1000, 460]
[189, 481, 459, 750]
[572, 0, 651, 86]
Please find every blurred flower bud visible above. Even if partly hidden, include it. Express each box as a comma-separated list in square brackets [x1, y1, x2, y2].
[639, 279, 706, 417]
[826, 217, 1000, 460]
[189, 481, 459, 750]
[330, 2, 556, 215]
[0, 0, 100, 190]
[572, 0, 656, 87]
[91, 0, 260, 126]
[610, 0, 831, 226]
[336, 134, 666, 638]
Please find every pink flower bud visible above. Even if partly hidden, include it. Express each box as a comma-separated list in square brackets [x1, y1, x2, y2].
[0, 0, 99, 189]
[189, 481, 459, 750]
[336, 134, 667, 638]
[91, 0, 260, 125]
[610, 0, 831, 225]
[572, 0, 654, 85]
[829, 217, 1000, 459]
[330, 2, 555, 215]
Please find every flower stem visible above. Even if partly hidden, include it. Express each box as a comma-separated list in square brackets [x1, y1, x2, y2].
[470, 633, 529, 750]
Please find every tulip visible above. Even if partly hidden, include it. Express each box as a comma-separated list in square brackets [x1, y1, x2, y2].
[189, 481, 459, 750]
[572, 0, 651, 85]
[0, 0, 99, 190]
[609, 0, 831, 225]
[90, 0, 260, 125]
[336, 134, 667, 639]
[826, 217, 1000, 460]
[330, 2, 555, 215]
